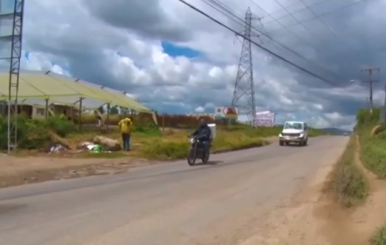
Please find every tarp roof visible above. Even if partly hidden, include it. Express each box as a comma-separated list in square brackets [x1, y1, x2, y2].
[0, 70, 151, 113]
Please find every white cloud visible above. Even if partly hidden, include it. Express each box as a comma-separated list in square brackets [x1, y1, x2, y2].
[0, 0, 382, 129]
[195, 106, 205, 113]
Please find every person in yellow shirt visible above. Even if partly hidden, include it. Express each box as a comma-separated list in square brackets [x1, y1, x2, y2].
[118, 117, 133, 151]
[59, 111, 67, 120]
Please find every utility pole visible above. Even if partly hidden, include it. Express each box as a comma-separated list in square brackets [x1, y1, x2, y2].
[231, 7, 257, 125]
[361, 67, 380, 113]
[383, 84, 386, 126]
[365, 96, 369, 110]
[0, 0, 25, 153]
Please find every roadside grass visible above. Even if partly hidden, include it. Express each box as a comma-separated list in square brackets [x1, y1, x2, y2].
[0, 114, 324, 160]
[65, 126, 277, 160]
[356, 108, 386, 244]
[370, 224, 386, 245]
[140, 129, 270, 160]
[358, 125, 386, 178]
[331, 135, 368, 207]
[362, 125, 386, 245]
[53, 123, 326, 160]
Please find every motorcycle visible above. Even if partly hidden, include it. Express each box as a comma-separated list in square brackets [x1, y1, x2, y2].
[187, 135, 210, 166]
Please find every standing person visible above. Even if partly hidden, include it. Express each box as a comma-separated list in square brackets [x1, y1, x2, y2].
[118, 117, 133, 151]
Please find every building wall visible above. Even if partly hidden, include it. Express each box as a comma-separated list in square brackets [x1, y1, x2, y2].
[30, 104, 78, 119]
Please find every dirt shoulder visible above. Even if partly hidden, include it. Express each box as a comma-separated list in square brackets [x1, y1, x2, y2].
[0, 137, 278, 189]
[0, 154, 156, 188]
[242, 136, 386, 245]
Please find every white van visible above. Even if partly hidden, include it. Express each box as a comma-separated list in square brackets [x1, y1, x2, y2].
[279, 121, 308, 146]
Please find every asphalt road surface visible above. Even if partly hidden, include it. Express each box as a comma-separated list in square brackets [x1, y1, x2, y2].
[0, 136, 349, 245]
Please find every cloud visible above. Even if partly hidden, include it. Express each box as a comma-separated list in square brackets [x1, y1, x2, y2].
[0, 0, 383, 130]
[195, 106, 205, 113]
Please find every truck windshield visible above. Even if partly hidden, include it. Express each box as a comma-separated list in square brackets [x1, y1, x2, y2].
[284, 122, 303, 130]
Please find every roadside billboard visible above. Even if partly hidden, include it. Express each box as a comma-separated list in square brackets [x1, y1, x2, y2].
[214, 107, 238, 119]
[255, 111, 275, 127]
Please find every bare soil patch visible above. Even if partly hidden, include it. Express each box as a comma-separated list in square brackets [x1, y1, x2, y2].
[0, 154, 156, 188]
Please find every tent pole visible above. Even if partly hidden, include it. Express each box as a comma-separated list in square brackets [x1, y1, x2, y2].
[45, 98, 49, 118]
[78, 97, 83, 131]
[106, 103, 110, 131]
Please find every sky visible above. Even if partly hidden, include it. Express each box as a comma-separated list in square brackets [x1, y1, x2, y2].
[1, 0, 385, 130]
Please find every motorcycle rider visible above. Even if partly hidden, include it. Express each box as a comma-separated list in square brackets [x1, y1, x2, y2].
[191, 119, 212, 154]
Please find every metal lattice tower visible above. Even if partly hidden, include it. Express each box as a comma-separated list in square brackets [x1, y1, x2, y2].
[231, 7, 256, 125]
[4, 0, 25, 153]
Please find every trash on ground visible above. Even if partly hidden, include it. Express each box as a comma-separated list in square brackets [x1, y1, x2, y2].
[48, 142, 70, 154]
[93, 136, 121, 151]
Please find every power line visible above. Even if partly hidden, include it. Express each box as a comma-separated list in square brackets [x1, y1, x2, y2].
[269, 0, 363, 74]
[271, 0, 324, 40]
[200, 0, 346, 83]
[296, 0, 363, 62]
[252, 0, 330, 21]
[264, 0, 369, 34]
[299, 0, 341, 40]
[178, 0, 338, 85]
[250, 0, 328, 58]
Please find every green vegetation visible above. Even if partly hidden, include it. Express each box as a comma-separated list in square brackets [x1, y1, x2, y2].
[370, 224, 386, 245]
[140, 126, 271, 160]
[356, 107, 386, 244]
[0, 114, 324, 160]
[331, 135, 368, 207]
[356, 108, 386, 178]
[328, 107, 378, 208]
[0, 114, 76, 150]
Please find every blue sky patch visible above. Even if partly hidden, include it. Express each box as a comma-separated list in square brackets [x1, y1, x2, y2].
[24, 51, 30, 60]
[161, 41, 201, 59]
[0, 0, 14, 13]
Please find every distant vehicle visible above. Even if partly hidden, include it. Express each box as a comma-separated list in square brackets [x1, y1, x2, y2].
[279, 121, 308, 146]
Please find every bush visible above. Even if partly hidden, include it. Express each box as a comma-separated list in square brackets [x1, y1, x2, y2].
[0, 115, 51, 150]
[356, 107, 381, 127]
[359, 129, 386, 178]
[355, 107, 386, 178]
[43, 116, 76, 137]
[332, 135, 368, 207]
[0, 116, 77, 150]
[370, 224, 386, 245]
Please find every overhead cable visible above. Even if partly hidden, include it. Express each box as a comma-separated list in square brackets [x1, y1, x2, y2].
[249, 0, 332, 62]
[202, 0, 346, 83]
[255, 0, 331, 20]
[264, 0, 369, 34]
[177, 0, 338, 86]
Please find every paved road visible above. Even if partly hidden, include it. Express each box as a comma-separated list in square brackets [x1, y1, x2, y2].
[0, 136, 348, 245]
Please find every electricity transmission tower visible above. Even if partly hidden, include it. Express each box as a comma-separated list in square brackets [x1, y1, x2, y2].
[0, 0, 25, 153]
[231, 7, 256, 125]
[361, 67, 380, 113]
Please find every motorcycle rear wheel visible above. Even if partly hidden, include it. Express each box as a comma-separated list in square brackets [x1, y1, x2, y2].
[202, 151, 210, 163]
